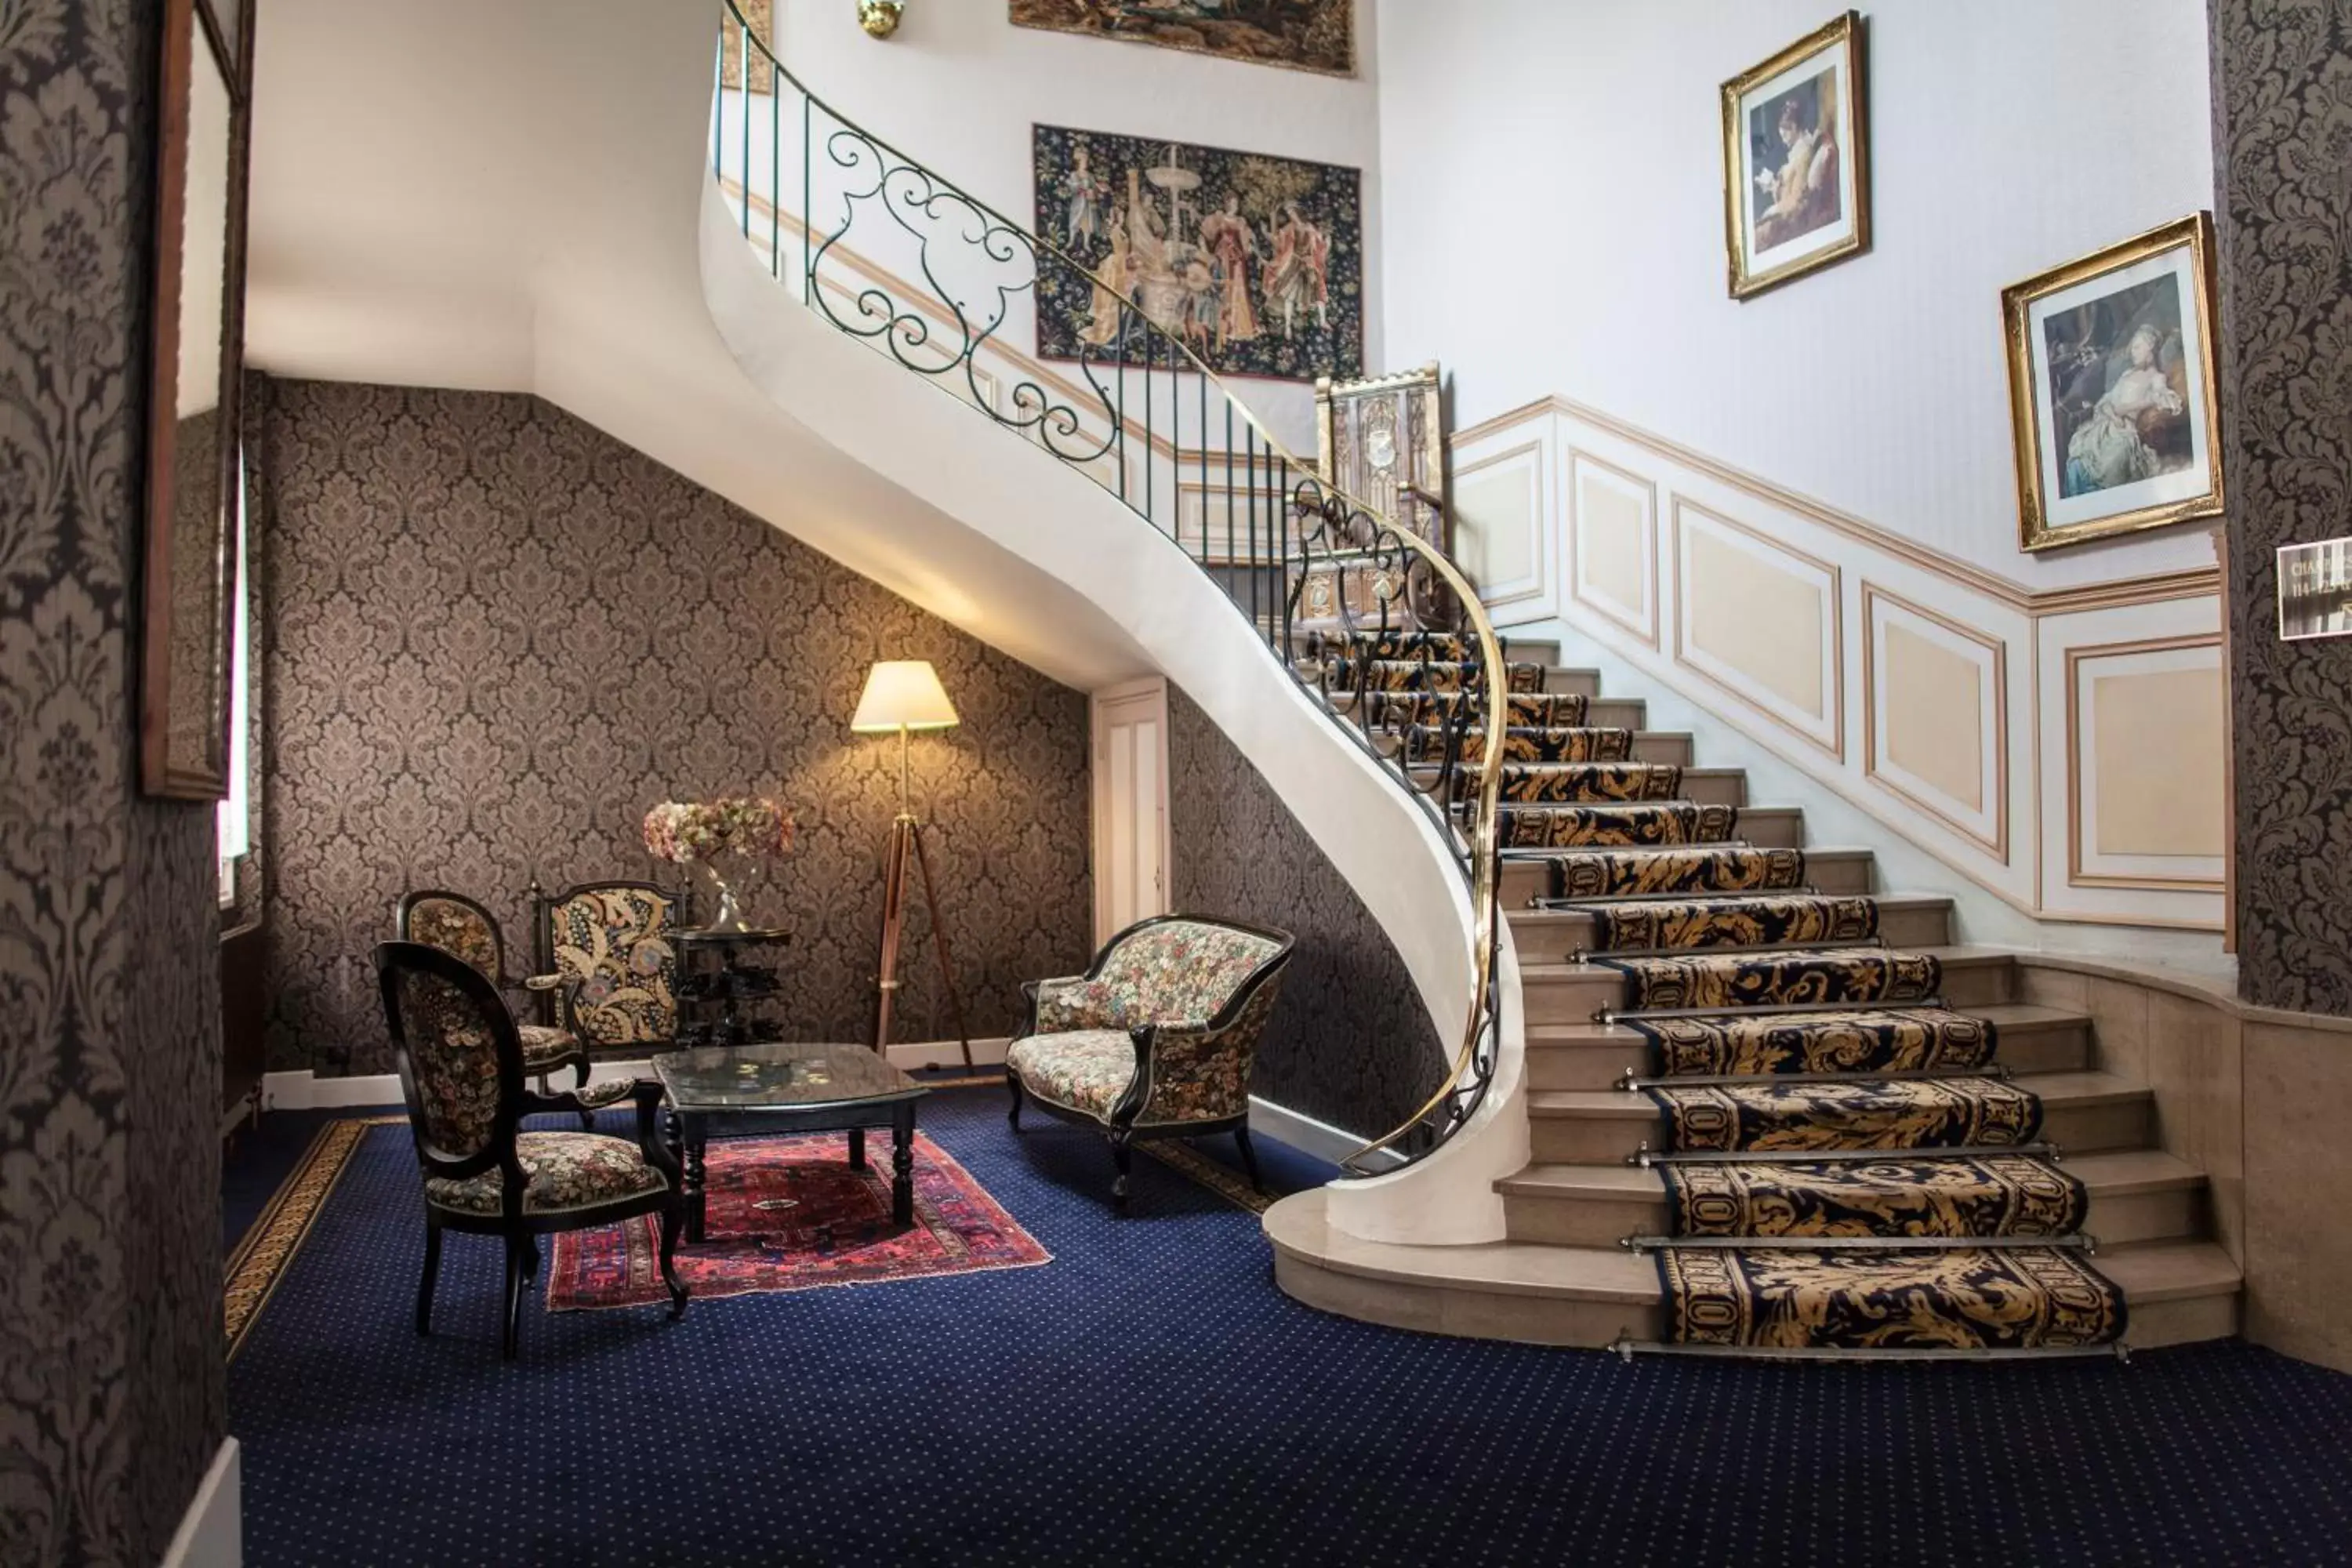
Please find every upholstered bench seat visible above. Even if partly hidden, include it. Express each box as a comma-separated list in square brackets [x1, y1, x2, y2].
[424, 1130, 670, 1217]
[1006, 1029, 1150, 1122]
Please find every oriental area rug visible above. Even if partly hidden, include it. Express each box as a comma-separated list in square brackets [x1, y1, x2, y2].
[544, 1129, 1050, 1309]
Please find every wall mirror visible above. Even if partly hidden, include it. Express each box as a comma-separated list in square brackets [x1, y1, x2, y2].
[142, 0, 254, 798]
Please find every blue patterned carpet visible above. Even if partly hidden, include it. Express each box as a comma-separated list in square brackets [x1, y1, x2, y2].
[227, 1087, 2352, 1566]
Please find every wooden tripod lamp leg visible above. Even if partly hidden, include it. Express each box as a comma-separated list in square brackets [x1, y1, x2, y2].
[872, 816, 913, 1056]
[908, 820, 975, 1070]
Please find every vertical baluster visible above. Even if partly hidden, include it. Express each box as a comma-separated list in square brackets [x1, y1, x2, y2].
[1143, 322, 1154, 532]
[1246, 426, 1261, 648]
[711, 22, 724, 178]
[1115, 314, 1127, 504]
[801, 91, 811, 306]
[739, 16, 751, 239]
[768, 46, 779, 280]
[1197, 372, 1209, 572]
[1277, 456, 1293, 653]
[1224, 405, 1236, 620]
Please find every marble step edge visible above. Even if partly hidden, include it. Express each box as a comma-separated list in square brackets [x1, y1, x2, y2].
[1508, 890, 1954, 946]
[1523, 1001, 2092, 1088]
[1264, 1189, 2243, 1351]
[1521, 944, 2020, 989]
[1524, 1067, 2149, 1125]
[1499, 1145, 2204, 1203]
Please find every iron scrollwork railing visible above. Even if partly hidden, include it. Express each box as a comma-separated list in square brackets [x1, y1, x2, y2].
[713, 2, 1505, 1171]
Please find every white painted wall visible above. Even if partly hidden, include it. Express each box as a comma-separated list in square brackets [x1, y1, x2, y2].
[764, 0, 1386, 446]
[1376, 0, 2219, 587]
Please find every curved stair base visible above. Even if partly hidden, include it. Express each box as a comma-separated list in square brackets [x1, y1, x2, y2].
[1265, 1188, 2244, 1353]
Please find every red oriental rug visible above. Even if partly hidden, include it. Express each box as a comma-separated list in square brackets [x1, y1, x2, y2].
[545, 1131, 1049, 1311]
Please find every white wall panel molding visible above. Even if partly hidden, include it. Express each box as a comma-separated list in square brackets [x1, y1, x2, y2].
[1447, 397, 2227, 942]
[1448, 436, 1552, 622]
[1566, 447, 1658, 646]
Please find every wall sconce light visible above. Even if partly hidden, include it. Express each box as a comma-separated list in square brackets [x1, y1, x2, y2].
[858, 0, 906, 38]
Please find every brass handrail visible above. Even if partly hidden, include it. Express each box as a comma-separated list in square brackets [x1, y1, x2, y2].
[715, 2, 1506, 1171]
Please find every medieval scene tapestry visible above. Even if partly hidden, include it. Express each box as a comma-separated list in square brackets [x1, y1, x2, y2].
[1010, 0, 1355, 78]
[1032, 124, 1364, 383]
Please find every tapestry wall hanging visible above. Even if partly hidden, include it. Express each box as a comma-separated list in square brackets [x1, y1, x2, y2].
[1010, 0, 1355, 78]
[1032, 123, 1364, 383]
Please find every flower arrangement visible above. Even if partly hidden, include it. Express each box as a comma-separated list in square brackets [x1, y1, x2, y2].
[642, 797, 797, 864]
[643, 797, 796, 933]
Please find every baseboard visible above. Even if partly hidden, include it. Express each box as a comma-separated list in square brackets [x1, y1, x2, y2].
[885, 1036, 1010, 1071]
[263, 1040, 1007, 1109]
[162, 1438, 241, 1568]
[1247, 1096, 1401, 1173]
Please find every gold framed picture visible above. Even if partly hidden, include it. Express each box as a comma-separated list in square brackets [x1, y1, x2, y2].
[1721, 11, 1871, 299]
[2002, 214, 2226, 553]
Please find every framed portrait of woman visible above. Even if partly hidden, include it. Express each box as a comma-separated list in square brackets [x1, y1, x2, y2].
[2002, 214, 2225, 553]
[1720, 11, 1871, 299]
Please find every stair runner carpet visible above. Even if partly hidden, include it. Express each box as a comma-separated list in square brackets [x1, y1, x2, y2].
[1608, 936, 2125, 1354]
[1323, 626, 2127, 1352]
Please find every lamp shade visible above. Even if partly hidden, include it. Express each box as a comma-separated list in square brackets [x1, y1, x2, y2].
[851, 660, 960, 732]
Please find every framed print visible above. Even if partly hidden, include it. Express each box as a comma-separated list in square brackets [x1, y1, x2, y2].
[1032, 124, 1364, 383]
[2002, 214, 2225, 553]
[142, 0, 255, 798]
[1721, 11, 1871, 299]
[1009, 0, 1354, 78]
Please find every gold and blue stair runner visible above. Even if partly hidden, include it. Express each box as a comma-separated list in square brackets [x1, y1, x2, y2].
[1584, 934, 2124, 1356]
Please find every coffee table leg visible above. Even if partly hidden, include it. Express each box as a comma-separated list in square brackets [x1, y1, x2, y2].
[684, 1123, 710, 1244]
[848, 1127, 867, 1171]
[891, 1103, 915, 1227]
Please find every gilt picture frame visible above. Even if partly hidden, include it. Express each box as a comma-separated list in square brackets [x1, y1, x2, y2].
[1721, 11, 1871, 300]
[2002, 214, 2225, 553]
[1008, 0, 1356, 78]
[141, 0, 255, 799]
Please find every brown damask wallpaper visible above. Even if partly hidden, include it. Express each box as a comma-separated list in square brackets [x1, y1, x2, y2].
[254, 379, 1092, 1074]
[1166, 687, 1446, 1138]
[2210, 0, 2352, 1014]
[0, 0, 227, 1562]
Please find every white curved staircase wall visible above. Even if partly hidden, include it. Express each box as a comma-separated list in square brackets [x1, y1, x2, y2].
[702, 183, 1523, 1243]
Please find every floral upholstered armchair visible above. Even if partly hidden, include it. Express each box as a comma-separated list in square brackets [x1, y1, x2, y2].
[375, 941, 688, 1359]
[1005, 915, 1294, 1210]
[397, 890, 593, 1112]
[531, 880, 685, 1054]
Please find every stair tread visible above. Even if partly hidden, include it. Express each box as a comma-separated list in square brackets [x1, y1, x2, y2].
[1526, 1069, 2147, 1119]
[1523, 944, 2016, 985]
[1525, 1001, 2086, 1045]
[1267, 1192, 2241, 1306]
[1499, 1148, 2207, 1200]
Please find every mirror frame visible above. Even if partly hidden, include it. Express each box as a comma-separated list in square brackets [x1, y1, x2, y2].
[141, 0, 256, 799]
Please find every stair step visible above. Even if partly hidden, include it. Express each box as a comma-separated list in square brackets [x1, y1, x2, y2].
[1519, 944, 2013, 1025]
[1501, 845, 1874, 909]
[1319, 666, 1602, 712]
[1521, 1069, 2153, 1164]
[1410, 763, 1744, 807]
[1523, 1002, 2093, 1090]
[1507, 891, 1956, 960]
[1265, 1190, 2241, 1351]
[1497, 1148, 2206, 1249]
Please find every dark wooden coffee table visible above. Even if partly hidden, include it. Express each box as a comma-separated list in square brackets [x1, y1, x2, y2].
[651, 1041, 929, 1242]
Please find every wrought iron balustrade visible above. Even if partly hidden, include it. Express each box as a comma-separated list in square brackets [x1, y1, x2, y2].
[712, 2, 1505, 1171]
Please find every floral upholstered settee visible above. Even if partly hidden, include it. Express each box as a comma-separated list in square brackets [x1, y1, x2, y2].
[1004, 915, 1294, 1209]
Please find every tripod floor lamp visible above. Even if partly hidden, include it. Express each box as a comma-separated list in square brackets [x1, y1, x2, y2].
[852, 660, 974, 1069]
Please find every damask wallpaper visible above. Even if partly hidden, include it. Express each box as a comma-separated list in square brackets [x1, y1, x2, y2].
[0, 0, 227, 1562]
[2210, 0, 2352, 1014]
[1165, 688, 1445, 1138]
[253, 379, 1093, 1075]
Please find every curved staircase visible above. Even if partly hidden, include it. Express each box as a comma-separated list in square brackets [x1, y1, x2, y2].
[1271, 635, 2245, 1356]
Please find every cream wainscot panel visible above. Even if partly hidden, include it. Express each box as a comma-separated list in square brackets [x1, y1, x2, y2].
[1445, 396, 2223, 937]
[1447, 435, 1554, 625]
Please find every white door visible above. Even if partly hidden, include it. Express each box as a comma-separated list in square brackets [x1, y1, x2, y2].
[1091, 677, 1171, 946]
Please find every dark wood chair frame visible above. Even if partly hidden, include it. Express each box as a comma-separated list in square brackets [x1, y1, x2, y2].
[396, 887, 593, 1107]
[529, 877, 692, 1056]
[1005, 913, 1296, 1211]
[376, 941, 688, 1359]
